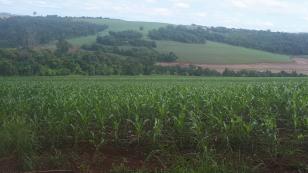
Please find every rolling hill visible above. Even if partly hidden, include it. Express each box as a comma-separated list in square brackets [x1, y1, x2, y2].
[68, 18, 168, 45]
[68, 18, 291, 64]
[156, 41, 290, 64]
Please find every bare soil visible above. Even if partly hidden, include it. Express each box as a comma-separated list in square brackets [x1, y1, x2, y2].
[0, 156, 20, 173]
[1, 145, 307, 173]
[159, 58, 308, 74]
[70, 144, 165, 173]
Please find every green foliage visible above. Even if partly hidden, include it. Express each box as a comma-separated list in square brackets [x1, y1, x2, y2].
[150, 25, 308, 55]
[155, 40, 290, 64]
[0, 77, 307, 172]
[67, 19, 291, 65]
[0, 60, 17, 75]
[109, 30, 143, 40]
[0, 48, 155, 76]
[0, 47, 300, 76]
[56, 39, 72, 55]
[0, 116, 36, 169]
[149, 25, 207, 44]
[68, 18, 168, 46]
[157, 52, 178, 62]
[0, 16, 108, 48]
[97, 30, 157, 48]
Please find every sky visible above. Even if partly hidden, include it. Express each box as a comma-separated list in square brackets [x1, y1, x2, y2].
[1, 0, 308, 32]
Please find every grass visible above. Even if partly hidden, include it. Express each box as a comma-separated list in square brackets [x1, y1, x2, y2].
[67, 18, 291, 64]
[0, 76, 307, 172]
[68, 18, 168, 46]
[156, 41, 291, 64]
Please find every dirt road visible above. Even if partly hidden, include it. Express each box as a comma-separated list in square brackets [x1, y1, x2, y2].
[159, 58, 308, 74]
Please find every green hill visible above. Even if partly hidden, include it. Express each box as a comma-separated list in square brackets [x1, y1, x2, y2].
[156, 41, 290, 64]
[68, 18, 168, 45]
[68, 18, 291, 64]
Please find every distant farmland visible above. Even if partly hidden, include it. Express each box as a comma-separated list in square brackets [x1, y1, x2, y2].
[69, 18, 168, 45]
[68, 18, 290, 64]
[155, 40, 290, 64]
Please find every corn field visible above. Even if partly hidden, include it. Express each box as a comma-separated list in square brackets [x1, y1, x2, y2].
[0, 76, 307, 173]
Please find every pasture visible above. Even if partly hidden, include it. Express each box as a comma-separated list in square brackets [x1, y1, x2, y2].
[155, 41, 290, 64]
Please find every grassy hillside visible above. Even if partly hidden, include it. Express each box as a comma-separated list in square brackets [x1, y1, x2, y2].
[68, 18, 168, 45]
[68, 18, 291, 64]
[156, 41, 290, 64]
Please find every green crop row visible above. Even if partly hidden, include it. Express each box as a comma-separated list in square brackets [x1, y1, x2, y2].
[0, 77, 307, 172]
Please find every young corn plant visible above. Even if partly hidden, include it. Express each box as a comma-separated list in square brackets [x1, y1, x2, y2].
[127, 114, 150, 145]
[152, 118, 163, 144]
[190, 112, 208, 152]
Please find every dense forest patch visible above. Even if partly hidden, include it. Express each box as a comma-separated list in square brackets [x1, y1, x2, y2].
[0, 16, 107, 48]
[96, 30, 157, 48]
[149, 25, 308, 55]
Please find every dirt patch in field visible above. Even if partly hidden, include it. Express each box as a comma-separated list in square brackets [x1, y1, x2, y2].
[0, 156, 20, 173]
[159, 58, 308, 74]
[68, 144, 167, 173]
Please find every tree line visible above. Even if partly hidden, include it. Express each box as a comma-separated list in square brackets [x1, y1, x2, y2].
[0, 45, 304, 77]
[0, 31, 304, 77]
[148, 25, 207, 44]
[149, 25, 308, 55]
[97, 30, 157, 48]
[0, 16, 108, 48]
[156, 66, 304, 77]
[0, 37, 179, 76]
[86, 30, 178, 62]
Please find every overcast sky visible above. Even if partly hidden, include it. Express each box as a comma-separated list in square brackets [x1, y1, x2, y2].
[1, 0, 308, 32]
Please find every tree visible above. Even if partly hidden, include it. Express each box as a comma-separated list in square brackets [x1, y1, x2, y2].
[148, 25, 207, 44]
[0, 60, 16, 75]
[56, 39, 71, 54]
[0, 16, 108, 48]
[149, 25, 308, 55]
[96, 30, 157, 48]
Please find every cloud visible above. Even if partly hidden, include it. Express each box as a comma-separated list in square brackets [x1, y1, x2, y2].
[145, 0, 158, 3]
[228, 0, 289, 9]
[227, 0, 308, 16]
[1, 0, 308, 32]
[193, 12, 207, 17]
[229, 0, 248, 8]
[256, 21, 274, 28]
[174, 2, 190, 8]
[153, 8, 172, 16]
[112, 4, 172, 17]
[0, 0, 12, 5]
[84, 3, 101, 10]
[218, 15, 275, 30]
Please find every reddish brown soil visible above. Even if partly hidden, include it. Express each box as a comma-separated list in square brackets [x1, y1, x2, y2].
[159, 58, 308, 74]
[1, 146, 307, 173]
[69, 144, 166, 173]
[262, 155, 308, 173]
[0, 156, 20, 173]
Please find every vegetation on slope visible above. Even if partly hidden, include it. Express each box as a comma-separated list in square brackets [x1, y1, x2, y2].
[155, 41, 290, 64]
[148, 25, 207, 43]
[0, 34, 299, 77]
[0, 16, 108, 48]
[0, 29, 300, 77]
[69, 18, 292, 64]
[0, 34, 179, 76]
[69, 18, 168, 45]
[149, 25, 308, 55]
[96, 30, 157, 48]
